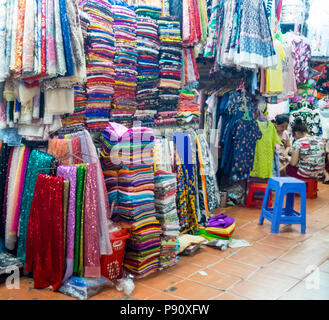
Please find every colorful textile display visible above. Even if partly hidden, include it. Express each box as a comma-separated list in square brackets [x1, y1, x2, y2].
[135, 5, 161, 111]
[177, 89, 201, 124]
[112, 4, 138, 115]
[157, 16, 183, 116]
[123, 216, 162, 278]
[83, 0, 116, 130]
[154, 170, 179, 269]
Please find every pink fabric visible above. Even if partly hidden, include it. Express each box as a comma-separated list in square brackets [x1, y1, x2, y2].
[84, 162, 101, 278]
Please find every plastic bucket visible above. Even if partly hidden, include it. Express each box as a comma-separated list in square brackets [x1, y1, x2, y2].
[100, 229, 130, 281]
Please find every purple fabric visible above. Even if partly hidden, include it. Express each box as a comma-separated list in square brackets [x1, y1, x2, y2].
[206, 214, 235, 229]
[57, 165, 77, 282]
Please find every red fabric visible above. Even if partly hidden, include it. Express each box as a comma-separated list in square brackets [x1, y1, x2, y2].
[286, 165, 306, 179]
[25, 174, 64, 291]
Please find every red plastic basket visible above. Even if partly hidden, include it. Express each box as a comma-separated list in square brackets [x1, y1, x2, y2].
[100, 229, 130, 281]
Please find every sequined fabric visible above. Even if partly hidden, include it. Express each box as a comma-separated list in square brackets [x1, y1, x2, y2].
[25, 174, 64, 291]
[84, 162, 100, 278]
[0, 143, 12, 239]
[56, 165, 77, 282]
[17, 149, 55, 263]
[73, 164, 86, 276]
[62, 180, 69, 270]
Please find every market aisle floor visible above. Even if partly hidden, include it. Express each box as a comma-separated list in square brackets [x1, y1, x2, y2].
[1, 184, 329, 300]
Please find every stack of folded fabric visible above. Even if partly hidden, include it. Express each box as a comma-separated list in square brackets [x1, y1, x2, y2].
[123, 216, 162, 278]
[112, 4, 138, 120]
[198, 214, 235, 241]
[84, 0, 116, 130]
[157, 17, 183, 116]
[100, 122, 155, 168]
[134, 5, 162, 111]
[176, 90, 201, 124]
[154, 110, 178, 125]
[114, 165, 157, 223]
[154, 170, 180, 269]
[61, 85, 87, 128]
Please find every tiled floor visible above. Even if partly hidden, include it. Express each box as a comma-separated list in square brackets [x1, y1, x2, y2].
[1, 183, 329, 300]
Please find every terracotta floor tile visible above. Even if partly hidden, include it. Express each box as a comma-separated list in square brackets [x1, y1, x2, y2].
[278, 281, 329, 300]
[181, 250, 226, 268]
[279, 249, 328, 268]
[226, 243, 286, 267]
[261, 259, 310, 280]
[228, 280, 283, 300]
[188, 268, 241, 290]
[136, 271, 183, 291]
[121, 283, 159, 300]
[210, 259, 258, 279]
[164, 279, 222, 300]
[246, 269, 300, 292]
[257, 234, 300, 249]
[319, 259, 329, 273]
[211, 292, 248, 300]
[147, 292, 183, 300]
[165, 261, 206, 278]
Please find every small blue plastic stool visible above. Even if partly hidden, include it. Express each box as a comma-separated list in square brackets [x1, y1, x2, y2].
[259, 177, 307, 234]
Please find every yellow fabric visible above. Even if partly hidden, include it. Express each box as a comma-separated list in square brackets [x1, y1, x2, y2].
[266, 39, 286, 93]
[178, 234, 206, 253]
[202, 222, 236, 235]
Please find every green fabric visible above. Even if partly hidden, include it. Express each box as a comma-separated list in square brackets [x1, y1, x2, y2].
[73, 164, 86, 276]
[250, 121, 282, 179]
[196, 229, 234, 241]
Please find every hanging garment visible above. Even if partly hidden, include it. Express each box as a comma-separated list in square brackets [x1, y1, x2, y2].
[17, 150, 55, 263]
[25, 174, 64, 291]
[5, 146, 30, 251]
[73, 163, 86, 277]
[57, 165, 77, 282]
[230, 119, 262, 181]
[250, 120, 282, 179]
[84, 162, 101, 278]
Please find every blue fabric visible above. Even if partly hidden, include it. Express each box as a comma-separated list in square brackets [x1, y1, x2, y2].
[59, 0, 74, 77]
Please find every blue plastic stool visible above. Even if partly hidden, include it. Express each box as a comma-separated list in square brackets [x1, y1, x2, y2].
[259, 177, 306, 234]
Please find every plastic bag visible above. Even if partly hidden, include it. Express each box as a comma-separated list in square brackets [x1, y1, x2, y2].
[115, 276, 135, 296]
[58, 277, 113, 300]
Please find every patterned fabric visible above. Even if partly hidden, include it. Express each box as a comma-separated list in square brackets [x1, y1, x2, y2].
[291, 136, 326, 179]
[231, 119, 262, 181]
[290, 108, 322, 137]
[195, 133, 219, 221]
[0, 0, 8, 81]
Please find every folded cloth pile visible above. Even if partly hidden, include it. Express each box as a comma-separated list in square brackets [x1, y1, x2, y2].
[84, 0, 116, 130]
[154, 170, 180, 269]
[112, 165, 157, 223]
[176, 89, 201, 124]
[198, 214, 235, 240]
[157, 16, 183, 114]
[112, 4, 138, 116]
[134, 5, 161, 111]
[100, 122, 155, 167]
[123, 216, 162, 278]
[61, 85, 87, 128]
[154, 110, 178, 125]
